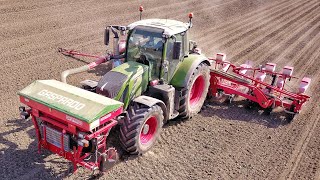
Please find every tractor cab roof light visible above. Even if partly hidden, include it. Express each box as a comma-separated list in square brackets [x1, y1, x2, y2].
[189, 12, 193, 19]
[188, 13, 193, 28]
[139, 6, 144, 20]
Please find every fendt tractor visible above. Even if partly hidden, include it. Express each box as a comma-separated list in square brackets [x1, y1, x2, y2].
[18, 7, 311, 174]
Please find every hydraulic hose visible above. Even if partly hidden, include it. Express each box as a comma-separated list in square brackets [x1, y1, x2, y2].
[61, 56, 109, 83]
[61, 65, 90, 83]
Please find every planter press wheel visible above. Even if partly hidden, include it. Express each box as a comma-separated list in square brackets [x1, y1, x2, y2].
[120, 104, 164, 155]
[99, 148, 118, 172]
[286, 105, 296, 123]
[179, 63, 210, 118]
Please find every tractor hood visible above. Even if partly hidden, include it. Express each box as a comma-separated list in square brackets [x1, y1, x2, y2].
[112, 61, 148, 78]
[18, 80, 123, 123]
[96, 61, 149, 108]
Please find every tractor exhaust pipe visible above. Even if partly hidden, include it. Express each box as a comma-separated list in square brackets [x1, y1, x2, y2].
[110, 27, 120, 55]
[113, 37, 119, 56]
[104, 27, 110, 46]
[61, 56, 109, 83]
[105, 26, 120, 56]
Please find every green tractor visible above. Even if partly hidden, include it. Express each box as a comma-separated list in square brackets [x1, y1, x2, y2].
[62, 16, 210, 155]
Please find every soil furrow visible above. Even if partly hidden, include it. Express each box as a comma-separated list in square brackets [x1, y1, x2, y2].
[263, 16, 320, 65]
[220, 0, 316, 49]
[230, 1, 319, 62]
[0, 1, 160, 40]
[241, 11, 320, 66]
[263, 34, 320, 179]
[0, 0, 236, 66]
[228, 3, 320, 67]
[279, 85, 320, 179]
[197, 0, 300, 48]
[195, 0, 290, 40]
[199, 0, 316, 61]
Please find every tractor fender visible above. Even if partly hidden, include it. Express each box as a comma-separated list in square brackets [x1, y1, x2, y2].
[133, 95, 168, 121]
[170, 54, 210, 88]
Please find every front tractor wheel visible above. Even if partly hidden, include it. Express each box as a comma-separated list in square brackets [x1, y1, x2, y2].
[120, 104, 163, 155]
[179, 63, 210, 118]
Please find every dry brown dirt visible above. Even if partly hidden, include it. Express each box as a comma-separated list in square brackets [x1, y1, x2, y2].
[0, 0, 319, 179]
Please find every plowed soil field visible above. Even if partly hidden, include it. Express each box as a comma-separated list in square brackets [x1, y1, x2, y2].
[0, 0, 319, 179]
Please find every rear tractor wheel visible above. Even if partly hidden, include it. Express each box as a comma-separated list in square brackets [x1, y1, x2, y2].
[179, 63, 210, 118]
[120, 104, 163, 155]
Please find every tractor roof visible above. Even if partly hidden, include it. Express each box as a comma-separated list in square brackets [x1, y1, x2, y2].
[127, 19, 189, 36]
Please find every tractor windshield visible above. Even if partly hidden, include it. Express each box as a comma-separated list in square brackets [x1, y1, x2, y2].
[127, 26, 164, 78]
[127, 26, 164, 60]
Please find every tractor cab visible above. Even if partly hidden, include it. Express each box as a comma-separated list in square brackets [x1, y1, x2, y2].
[95, 18, 202, 110]
[125, 19, 191, 82]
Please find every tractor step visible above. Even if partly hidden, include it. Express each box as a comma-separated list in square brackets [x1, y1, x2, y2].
[171, 111, 179, 119]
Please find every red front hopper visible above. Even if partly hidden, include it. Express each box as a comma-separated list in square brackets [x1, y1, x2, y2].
[18, 80, 124, 173]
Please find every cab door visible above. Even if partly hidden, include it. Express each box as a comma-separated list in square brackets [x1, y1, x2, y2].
[164, 34, 184, 82]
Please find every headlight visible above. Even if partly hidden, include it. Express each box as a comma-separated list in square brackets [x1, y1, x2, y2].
[77, 139, 89, 147]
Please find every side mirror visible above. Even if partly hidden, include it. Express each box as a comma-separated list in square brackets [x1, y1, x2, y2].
[120, 26, 126, 36]
[163, 60, 169, 73]
[172, 41, 182, 59]
[189, 40, 196, 51]
[104, 28, 110, 46]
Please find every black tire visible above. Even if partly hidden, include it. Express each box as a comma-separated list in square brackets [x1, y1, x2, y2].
[245, 100, 255, 109]
[286, 106, 296, 123]
[120, 104, 163, 155]
[179, 63, 210, 118]
[286, 113, 295, 123]
[264, 107, 273, 115]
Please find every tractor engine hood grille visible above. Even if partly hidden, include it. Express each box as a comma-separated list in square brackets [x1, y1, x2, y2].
[96, 71, 128, 99]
